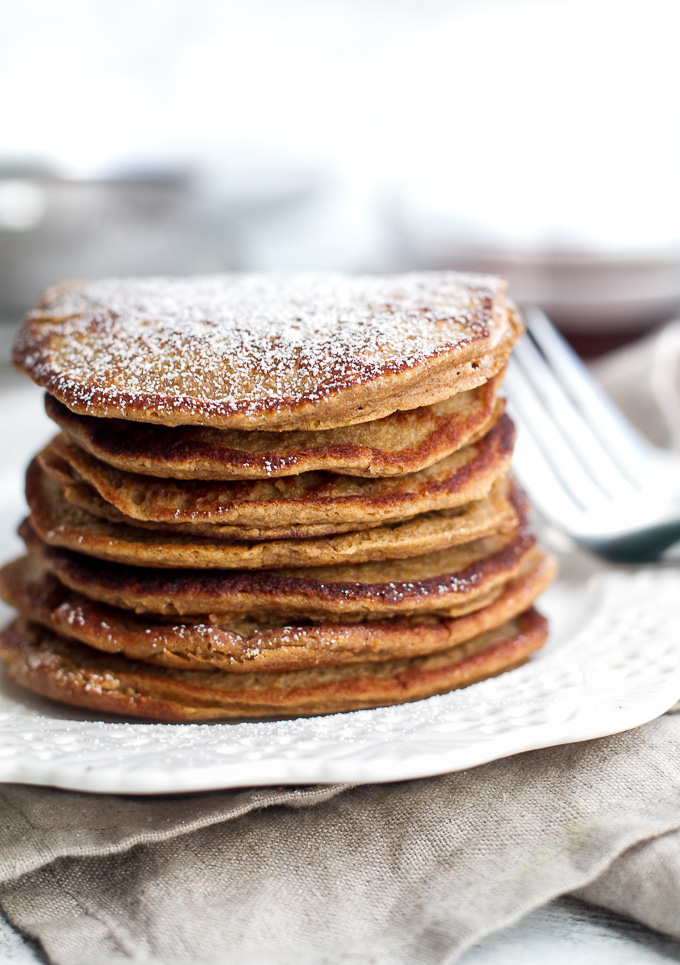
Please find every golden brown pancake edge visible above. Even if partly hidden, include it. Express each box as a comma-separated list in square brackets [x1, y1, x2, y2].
[37, 412, 516, 529]
[26, 463, 519, 570]
[17, 485, 537, 619]
[0, 551, 555, 671]
[0, 609, 548, 719]
[44, 377, 505, 480]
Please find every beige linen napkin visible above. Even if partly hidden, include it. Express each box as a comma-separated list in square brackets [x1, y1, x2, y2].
[2, 713, 680, 965]
[1, 323, 680, 965]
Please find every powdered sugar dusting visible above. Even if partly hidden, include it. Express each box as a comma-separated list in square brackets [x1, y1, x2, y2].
[15, 272, 506, 423]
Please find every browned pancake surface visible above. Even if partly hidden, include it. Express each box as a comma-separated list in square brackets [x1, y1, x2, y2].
[0, 610, 548, 719]
[0, 552, 555, 671]
[34, 452, 380, 541]
[19, 486, 537, 619]
[39, 414, 515, 529]
[14, 272, 522, 429]
[44, 380, 504, 480]
[26, 463, 518, 569]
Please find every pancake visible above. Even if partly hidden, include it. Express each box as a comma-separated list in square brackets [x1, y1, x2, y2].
[38, 413, 515, 530]
[13, 272, 523, 430]
[26, 464, 518, 570]
[0, 610, 548, 719]
[35, 476, 379, 541]
[0, 552, 556, 671]
[19, 491, 537, 619]
[44, 377, 504, 481]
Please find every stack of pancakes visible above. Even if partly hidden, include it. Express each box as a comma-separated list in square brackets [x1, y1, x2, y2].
[0, 272, 556, 720]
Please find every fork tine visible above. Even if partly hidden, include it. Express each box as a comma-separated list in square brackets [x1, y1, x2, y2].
[510, 422, 582, 526]
[504, 364, 607, 510]
[522, 307, 655, 484]
[512, 335, 638, 497]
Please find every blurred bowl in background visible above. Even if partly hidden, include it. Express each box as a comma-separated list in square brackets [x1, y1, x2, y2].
[398, 243, 680, 332]
[387, 198, 680, 334]
[0, 163, 240, 322]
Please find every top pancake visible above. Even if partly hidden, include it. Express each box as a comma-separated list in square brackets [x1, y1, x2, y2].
[14, 272, 522, 430]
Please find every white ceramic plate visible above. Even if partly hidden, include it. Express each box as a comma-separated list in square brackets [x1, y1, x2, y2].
[1, 386, 679, 795]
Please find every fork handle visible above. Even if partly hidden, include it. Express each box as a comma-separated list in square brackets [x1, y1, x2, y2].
[582, 522, 680, 564]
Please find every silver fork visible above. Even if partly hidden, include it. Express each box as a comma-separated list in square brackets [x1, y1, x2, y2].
[504, 307, 680, 563]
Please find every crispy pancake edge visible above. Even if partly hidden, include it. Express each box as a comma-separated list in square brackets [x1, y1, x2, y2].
[44, 379, 505, 480]
[26, 465, 518, 570]
[18, 485, 537, 618]
[0, 609, 548, 719]
[0, 551, 556, 671]
[38, 413, 516, 528]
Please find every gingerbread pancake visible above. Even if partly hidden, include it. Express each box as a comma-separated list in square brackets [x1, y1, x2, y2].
[14, 272, 523, 430]
[32, 453, 378, 540]
[19, 490, 537, 620]
[26, 463, 518, 570]
[0, 552, 555, 672]
[0, 610, 548, 719]
[38, 413, 515, 530]
[44, 377, 504, 481]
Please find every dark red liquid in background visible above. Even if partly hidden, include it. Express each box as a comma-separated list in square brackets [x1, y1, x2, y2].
[563, 328, 651, 359]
